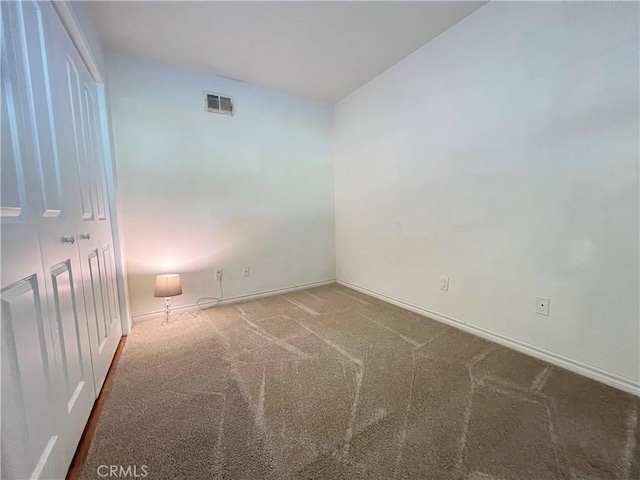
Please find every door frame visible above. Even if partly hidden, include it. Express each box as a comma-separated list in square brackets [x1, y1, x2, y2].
[51, 1, 132, 334]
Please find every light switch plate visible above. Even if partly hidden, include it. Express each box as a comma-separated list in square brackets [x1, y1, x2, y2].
[440, 276, 449, 291]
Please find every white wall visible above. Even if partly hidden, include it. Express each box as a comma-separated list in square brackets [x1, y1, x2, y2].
[333, 2, 639, 388]
[106, 52, 335, 317]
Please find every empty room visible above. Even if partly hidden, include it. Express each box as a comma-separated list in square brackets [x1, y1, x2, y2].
[1, 0, 639, 479]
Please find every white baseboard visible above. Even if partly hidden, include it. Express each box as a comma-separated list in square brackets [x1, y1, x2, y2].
[132, 279, 336, 323]
[338, 280, 640, 397]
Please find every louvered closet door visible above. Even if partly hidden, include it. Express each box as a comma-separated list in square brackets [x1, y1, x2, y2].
[1, 2, 95, 478]
[50, 1, 123, 393]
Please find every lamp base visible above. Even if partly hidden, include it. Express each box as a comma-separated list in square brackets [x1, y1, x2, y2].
[163, 297, 171, 325]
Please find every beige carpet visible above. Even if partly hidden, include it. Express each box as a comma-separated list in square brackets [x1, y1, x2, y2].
[80, 284, 639, 479]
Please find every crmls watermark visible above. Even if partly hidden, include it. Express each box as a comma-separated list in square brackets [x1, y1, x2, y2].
[97, 465, 149, 478]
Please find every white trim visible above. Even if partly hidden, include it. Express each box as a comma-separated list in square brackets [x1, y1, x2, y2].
[338, 279, 640, 397]
[51, 1, 103, 83]
[132, 279, 336, 323]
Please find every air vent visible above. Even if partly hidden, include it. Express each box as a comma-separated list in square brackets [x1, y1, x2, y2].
[204, 92, 234, 116]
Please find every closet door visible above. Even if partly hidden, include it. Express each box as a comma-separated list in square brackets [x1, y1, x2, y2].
[1, 2, 78, 478]
[50, 4, 123, 393]
[29, 0, 100, 464]
[1, 2, 122, 478]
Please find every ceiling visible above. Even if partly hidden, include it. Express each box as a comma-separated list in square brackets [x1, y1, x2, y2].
[93, 1, 487, 104]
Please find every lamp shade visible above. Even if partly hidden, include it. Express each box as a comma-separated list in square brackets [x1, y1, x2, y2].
[154, 274, 182, 298]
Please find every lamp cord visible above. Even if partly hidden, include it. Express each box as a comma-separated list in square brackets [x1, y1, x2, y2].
[169, 278, 223, 324]
[195, 277, 224, 310]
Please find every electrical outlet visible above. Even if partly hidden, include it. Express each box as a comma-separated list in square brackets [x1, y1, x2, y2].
[243, 266, 250, 277]
[440, 276, 449, 291]
[215, 269, 223, 281]
[535, 297, 550, 316]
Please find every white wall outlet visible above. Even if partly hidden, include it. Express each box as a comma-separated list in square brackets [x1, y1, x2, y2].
[215, 269, 223, 281]
[243, 266, 250, 277]
[440, 276, 449, 291]
[535, 297, 550, 316]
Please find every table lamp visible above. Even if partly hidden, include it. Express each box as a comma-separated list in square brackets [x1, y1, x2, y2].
[154, 274, 182, 324]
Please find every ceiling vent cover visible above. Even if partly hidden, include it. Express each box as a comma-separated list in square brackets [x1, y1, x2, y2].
[204, 92, 234, 116]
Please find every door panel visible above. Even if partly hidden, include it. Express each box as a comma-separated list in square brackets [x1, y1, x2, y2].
[50, 261, 88, 412]
[0, 64, 27, 219]
[18, 0, 63, 219]
[1, 3, 64, 478]
[87, 249, 108, 352]
[1, 1, 32, 222]
[103, 244, 120, 329]
[83, 87, 107, 221]
[65, 57, 94, 221]
[1, 276, 59, 480]
[82, 64, 123, 371]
